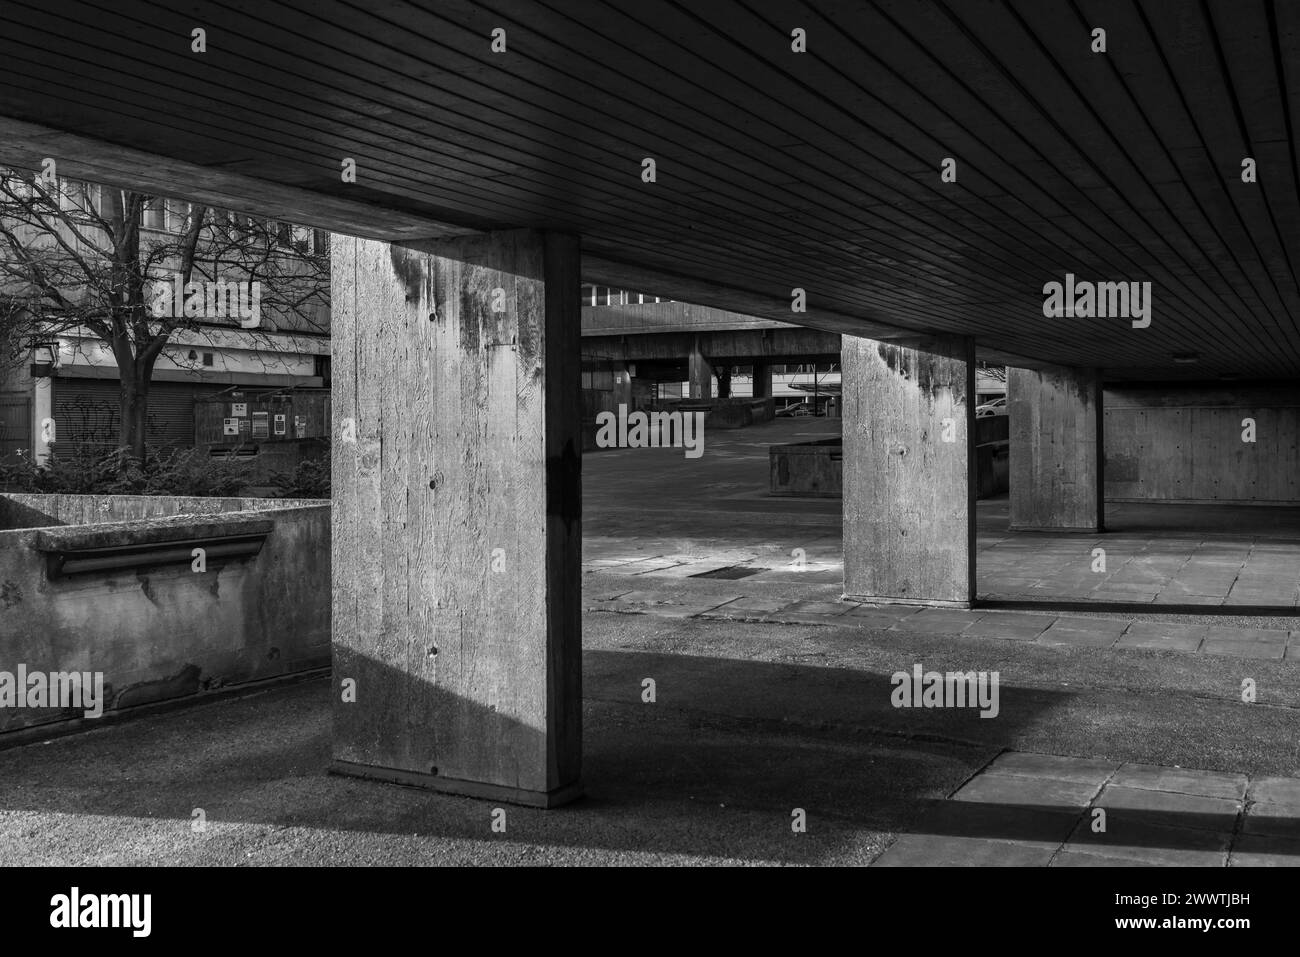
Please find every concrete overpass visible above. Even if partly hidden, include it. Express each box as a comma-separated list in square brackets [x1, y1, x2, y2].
[2, 0, 1298, 806]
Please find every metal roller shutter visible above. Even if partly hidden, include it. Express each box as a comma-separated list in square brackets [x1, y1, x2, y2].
[53, 378, 201, 454]
[0, 395, 30, 461]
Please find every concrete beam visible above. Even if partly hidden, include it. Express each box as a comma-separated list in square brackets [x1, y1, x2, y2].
[1009, 365, 1104, 531]
[329, 230, 582, 808]
[842, 335, 975, 607]
[0, 118, 474, 243]
[582, 327, 840, 363]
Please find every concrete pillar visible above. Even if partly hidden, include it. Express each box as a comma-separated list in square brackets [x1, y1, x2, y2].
[688, 337, 713, 399]
[613, 362, 633, 410]
[842, 335, 975, 607]
[751, 361, 772, 399]
[329, 230, 582, 808]
[1008, 365, 1104, 532]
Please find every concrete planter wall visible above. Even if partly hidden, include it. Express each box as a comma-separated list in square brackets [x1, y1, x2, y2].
[0, 493, 329, 740]
[654, 397, 776, 429]
[770, 438, 842, 497]
[770, 417, 1009, 499]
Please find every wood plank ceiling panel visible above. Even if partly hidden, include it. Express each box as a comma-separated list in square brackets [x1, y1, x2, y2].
[0, 0, 1295, 379]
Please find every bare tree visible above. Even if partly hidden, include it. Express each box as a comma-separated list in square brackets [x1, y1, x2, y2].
[0, 167, 328, 464]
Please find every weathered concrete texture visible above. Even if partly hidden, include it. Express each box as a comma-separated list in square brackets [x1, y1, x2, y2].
[330, 231, 581, 807]
[1008, 364, 1102, 531]
[0, 492, 321, 531]
[1105, 385, 1300, 505]
[0, 501, 329, 736]
[842, 335, 975, 606]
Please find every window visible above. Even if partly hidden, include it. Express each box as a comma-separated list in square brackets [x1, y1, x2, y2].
[143, 198, 165, 230]
[202, 352, 214, 367]
[166, 199, 191, 232]
[80, 183, 99, 215]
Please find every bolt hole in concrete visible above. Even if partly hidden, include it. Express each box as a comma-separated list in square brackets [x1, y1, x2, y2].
[428, 646, 438, 658]
[429, 766, 438, 776]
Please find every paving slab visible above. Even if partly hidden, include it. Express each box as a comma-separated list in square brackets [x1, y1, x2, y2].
[763, 600, 856, 624]
[960, 613, 1058, 642]
[603, 592, 731, 619]
[1246, 777, 1300, 807]
[1115, 621, 1208, 653]
[1201, 638, 1287, 660]
[889, 609, 987, 634]
[984, 752, 1120, 787]
[1205, 625, 1291, 643]
[646, 560, 741, 579]
[1064, 819, 1232, 867]
[1240, 803, 1300, 840]
[697, 596, 787, 619]
[1035, 617, 1127, 649]
[1109, 763, 1248, 801]
[908, 798, 1081, 847]
[872, 834, 1057, 867]
[1050, 848, 1152, 867]
[1093, 785, 1241, 832]
[607, 557, 688, 575]
[843, 605, 919, 629]
[1227, 833, 1300, 866]
[952, 771, 1101, 809]
[641, 600, 734, 619]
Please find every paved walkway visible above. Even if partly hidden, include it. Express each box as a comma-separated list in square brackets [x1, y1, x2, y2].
[587, 585, 1300, 662]
[584, 418, 1300, 610]
[874, 751, 1300, 866]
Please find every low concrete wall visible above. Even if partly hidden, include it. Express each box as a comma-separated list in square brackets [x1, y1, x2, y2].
[770, 438, 842, 497]
[1105, 385, 1300, 504]
[0, 492, 322, 530]
[656, 396, 775, 429]
[771, 426, 1007, 499]
[0, 494, 329, 737]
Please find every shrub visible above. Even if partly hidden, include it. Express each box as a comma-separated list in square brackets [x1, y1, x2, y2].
[267, 450, 330, 499]
[0, 445, 254, 497]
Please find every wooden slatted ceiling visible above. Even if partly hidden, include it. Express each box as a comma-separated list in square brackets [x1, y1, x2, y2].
[0, 0, 1297, 379]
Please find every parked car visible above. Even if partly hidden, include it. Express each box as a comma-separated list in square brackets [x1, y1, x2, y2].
[975, 396, 1007, 417]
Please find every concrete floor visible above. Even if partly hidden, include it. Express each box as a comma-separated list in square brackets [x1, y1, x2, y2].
[584, 417, 1300, 610]
[6, 606, 1300, 866]
[4, 418, 1299, 865]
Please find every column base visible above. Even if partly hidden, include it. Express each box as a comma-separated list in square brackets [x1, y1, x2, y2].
[329, 760, 584, 809]
[1009, 524, 1105, 534]
[843, 594, 973, 609]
